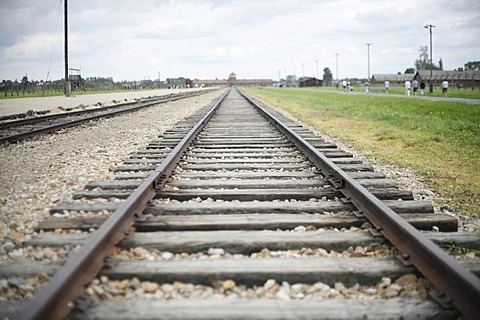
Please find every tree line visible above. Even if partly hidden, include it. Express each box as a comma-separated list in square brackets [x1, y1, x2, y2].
[0, 75, 166, 97]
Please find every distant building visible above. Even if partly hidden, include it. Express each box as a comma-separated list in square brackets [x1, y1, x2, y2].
[371, 70, 480, 89]
[370, 73, 415, 86]
[192, 72, 273, 88]
[228, 72, 237, 86]
[298, 77, 322, 87]
[415, 70, 480, 89]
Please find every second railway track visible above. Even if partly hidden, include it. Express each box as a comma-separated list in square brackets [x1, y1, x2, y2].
[1, 88, 480, 319]
[0, 90, 206, 143]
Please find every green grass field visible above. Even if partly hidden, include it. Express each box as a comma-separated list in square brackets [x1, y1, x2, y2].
[0, 91, 65, 99]
[243, 87, 480, 217]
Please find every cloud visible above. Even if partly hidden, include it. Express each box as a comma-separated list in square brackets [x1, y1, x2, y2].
[1, 0, 479, 81]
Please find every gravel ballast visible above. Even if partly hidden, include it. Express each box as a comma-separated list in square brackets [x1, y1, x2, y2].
[0, 89, 225, 245]
[0, 89, 201, 117]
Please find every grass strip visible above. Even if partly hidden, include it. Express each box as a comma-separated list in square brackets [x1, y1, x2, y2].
[244, 87, 480, 217]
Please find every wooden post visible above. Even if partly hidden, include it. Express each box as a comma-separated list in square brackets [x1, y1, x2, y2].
[64, 0, 70, 96]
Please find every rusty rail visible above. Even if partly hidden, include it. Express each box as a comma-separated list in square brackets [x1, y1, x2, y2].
[239, 89, 480, 319]
[18, 89, 228, 320]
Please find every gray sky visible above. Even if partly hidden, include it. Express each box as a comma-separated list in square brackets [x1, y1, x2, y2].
[1, 0, 479, 82]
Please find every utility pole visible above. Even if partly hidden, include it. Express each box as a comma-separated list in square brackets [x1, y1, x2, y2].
[64, 0, 70, 96]
[293, 66, 296, 87]
[425, 24, 435, 93]
[315, 59, 319, 87]
[366, 43, 372, 80]
[335, 53, 339, 83]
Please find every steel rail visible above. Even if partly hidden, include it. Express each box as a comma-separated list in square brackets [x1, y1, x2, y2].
[239, 89, 480, 319]
[0, 91, 205, 143]
[18, 89, 228, 320]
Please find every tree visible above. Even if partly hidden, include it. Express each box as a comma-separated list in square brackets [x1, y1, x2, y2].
[464, 61, 480, 70]
[285, 75, 296, 86]
[21, 75, 30, 93]
[414, 46, 429, 70]
[21, 75, 29, 85]
[323, 67, 333, 86]
[404, 68, 415, 74]
[414, 46, 440, 71]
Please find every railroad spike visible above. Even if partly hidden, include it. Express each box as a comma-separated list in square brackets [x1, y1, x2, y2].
[352, 210, 365, 218]
[396, 253, 413, 266]
[429, 289, 454, 309]
[73, 294, 93, 313]
[368, 227, 384, 237]
[103, 255, 117, 269]
[134, 211, 146, 221]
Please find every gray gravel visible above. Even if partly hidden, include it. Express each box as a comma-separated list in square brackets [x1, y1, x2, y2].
[0, 89, 225, 246]
[81, 273, 429, 301]
[0, 88, 204, 117]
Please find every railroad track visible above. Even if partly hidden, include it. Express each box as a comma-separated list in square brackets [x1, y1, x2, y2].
[0, 90, 206, 143]
[1, 88, 479, 319]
